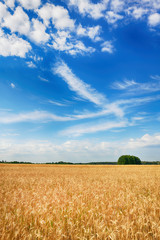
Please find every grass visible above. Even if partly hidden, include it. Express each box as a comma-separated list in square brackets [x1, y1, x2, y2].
[0, 164, 160, 239]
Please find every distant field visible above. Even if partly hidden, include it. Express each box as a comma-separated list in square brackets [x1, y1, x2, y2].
[0, 165, 160, 240]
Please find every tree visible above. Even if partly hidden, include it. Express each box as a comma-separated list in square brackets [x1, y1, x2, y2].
[117, 155, 141, 165]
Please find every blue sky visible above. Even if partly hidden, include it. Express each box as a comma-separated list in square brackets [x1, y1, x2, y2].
[0, 0, 160, 162]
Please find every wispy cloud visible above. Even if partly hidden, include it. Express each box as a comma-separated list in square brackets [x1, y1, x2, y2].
[114, 95, 160, 108]
[0, 108, 12, 112]
[48, 100, 67, 107]
[1, 132, 20, 137]
[112, 78, 160, 94]
[101, 41, 114, 53]
[61, 119, 128, 137]
[10, 83, 15, 88]
[39, 76, 49, 82]
[0, 106, 122, 124]
[0, 110, 72, 124]
[150, 75, 160, 81]
[112, 79, 137, 90]
[60, 111, 151, 137]
[26, 61, 36, 68]
[71, 103, 124, 119]
[0, 95, 159, 125]
[53, 60, 107, 106]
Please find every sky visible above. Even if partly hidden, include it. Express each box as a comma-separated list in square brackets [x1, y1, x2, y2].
[0, 0, 160, 163]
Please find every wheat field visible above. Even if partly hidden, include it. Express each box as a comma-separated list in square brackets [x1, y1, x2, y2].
[0, 164, 160, 240]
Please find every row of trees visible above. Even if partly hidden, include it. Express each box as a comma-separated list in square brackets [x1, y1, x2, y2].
[2, 156, 159, 165]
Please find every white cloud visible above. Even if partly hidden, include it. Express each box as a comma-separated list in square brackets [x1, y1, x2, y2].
[141, 0, 160, 10]
[0, 2, 8, 22]
[26, 61, 36, 68]
[37, 3, 75, 30]
[53, 60, 107, 106]
[4, 0, 15, 9]
[111, 0, 124, 12]
[127, 133, 160, 148]
[0, 31, 31, 58]
[32, 55, 43, 62]
[67, 40, 95, 55]
[105, 11, 123, 24]
[0, 138, 117, 162]
[1, 6, 49, 46]
[51, 30, 72, 51]
[29, 19, 49, 44]
[1, 132, 160, 162]
[67, 0, 160, 31]
[148, 12, 160, 26]
[152, 0, 160, 9]
[61, 119, 128, 136]
[101, 41, 114, 53]
[127, 7, 148, 19]
[68, 0, 109, 19]
[18, 0, 41, 10]
[10, 83, 15, 88]
[51, 31, 95, 55]
[1, 0, 160, 60]
[77, 24, 102, 41]
[2, 6, 30, 35]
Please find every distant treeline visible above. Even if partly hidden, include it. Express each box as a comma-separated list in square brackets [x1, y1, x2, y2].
[85, 162, 117, 165]
[46, 161, 117, 165]
[46, 161, 73, 165]
[0, 160, 33, 164]
[142, 161, 160, 165]
[0, 160, 160, 165]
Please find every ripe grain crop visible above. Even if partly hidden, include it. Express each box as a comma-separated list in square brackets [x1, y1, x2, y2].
[0, 164, 160, 240]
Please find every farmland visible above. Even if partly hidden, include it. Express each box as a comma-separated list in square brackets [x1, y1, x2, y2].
[0, 164, 160, 240]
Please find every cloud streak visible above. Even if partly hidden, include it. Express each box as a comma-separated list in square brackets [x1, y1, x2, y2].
[0, 110, 72, 123]
[112, 78, 160, 94]
[0, 95, 159, 125]
[53, 60, 107, 106]
[60, 119, 128, 136]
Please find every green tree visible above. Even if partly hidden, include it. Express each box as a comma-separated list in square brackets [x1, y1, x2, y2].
[118, 155, 141, 165]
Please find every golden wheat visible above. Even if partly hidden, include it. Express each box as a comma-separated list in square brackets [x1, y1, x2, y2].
[0, 164, 160, 240]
